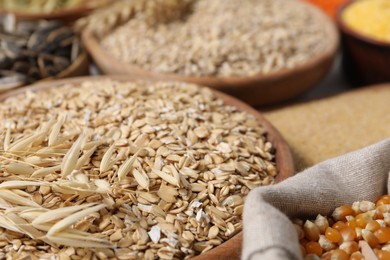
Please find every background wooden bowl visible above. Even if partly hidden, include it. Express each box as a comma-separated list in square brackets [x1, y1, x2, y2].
[336, 1, 390, 86]
[0, 1, 108, 21]
[0, 75, 294, 260]
[81, 1, 339, 107]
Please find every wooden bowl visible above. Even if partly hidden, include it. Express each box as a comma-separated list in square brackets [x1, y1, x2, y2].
[0, 1, 108, 21]
[81, 1, 339, 107]
[336, 1, 390, 85]
[0, 75, 294, 260]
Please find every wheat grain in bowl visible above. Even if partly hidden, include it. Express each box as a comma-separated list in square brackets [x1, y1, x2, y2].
[0, 79, 279, 259]
[98, 0, 328, 77]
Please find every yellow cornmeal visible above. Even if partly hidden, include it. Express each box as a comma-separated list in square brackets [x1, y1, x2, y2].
[342, 0, 390, 43]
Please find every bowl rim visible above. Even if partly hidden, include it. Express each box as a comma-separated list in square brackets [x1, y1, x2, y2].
[82, 0, 339, 89]
[0, 75, 295, 259]
[336, 0, 390, 48]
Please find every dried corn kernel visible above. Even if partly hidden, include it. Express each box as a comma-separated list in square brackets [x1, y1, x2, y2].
[298, 195, 390, 259]
[366, 220, 381, 232]
[314, 214, 329, 234]
[355, 227, 363, 240]
[377, 205, 390, 219]
[377, 219, 387, 228]
[362, 229, 380, 248]
[376, 249, 390, 260]
[339, 226, 356, 242]
[359, 201, 376, 213]
[352, 201, 361, 215]
[325, 227, 342, 243]
[332, 205, 354, 221]
[294, 223, 305, 240]
[321, 251, 332, 260]
[318, 235, 336, 251]
[377, 195, 390, 207]
[304, 220, 320, 242]
[330, 249, 349, 260]
[346, 219, 357, 229]
[339, 241, 359, 255]
[381, 243, 390, 252]
[374, 227, 390, 244]
[332, 221, 347, 231]
[305, 241, 322, 256]
[356, 212, 375, 228]
[349, 251, 364, 260]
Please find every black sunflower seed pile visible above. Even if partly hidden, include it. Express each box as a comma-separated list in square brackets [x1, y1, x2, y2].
[0, 15, 81, 90]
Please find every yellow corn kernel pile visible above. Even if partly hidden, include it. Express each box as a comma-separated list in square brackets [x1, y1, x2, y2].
[295, 195, 390, 260]
[342, 0, 390, 43]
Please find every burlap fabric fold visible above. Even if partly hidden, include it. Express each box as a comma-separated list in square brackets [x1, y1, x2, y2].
[242, 139, 390, 260]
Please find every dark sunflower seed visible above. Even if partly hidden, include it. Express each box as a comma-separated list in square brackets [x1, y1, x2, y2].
[12, 61, 30, 74]
[0, 70, 26, 91]
[0, 14, 82, 87]
[1, 41, 22, 59]
[27, 66, 41, 82]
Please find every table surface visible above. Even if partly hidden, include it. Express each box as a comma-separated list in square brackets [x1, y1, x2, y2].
[298, 53, 353, 102]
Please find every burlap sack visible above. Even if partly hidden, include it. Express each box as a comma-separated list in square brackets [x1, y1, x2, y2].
[242, 138, 390, 260]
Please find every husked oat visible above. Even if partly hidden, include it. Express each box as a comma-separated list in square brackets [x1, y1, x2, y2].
[0, 79, 276, 258]
[99, 0, 327, 77]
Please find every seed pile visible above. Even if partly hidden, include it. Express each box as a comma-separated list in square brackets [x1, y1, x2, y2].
[295, 195, 390, 260]
[0, 15, 82, 92]
[0, 80, 276, 259]
[100, 0, 327, 77]
[342, 0, 390, 43]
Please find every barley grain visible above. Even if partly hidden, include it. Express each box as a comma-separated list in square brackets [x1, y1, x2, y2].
[0, 80, 276, 258]
[100, 0, 327, 77]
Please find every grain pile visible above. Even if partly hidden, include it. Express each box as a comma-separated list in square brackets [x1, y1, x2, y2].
[0, 16, 82, 90]
[97, 0, 327, 77]
[296, 196, 390, 259]
[342, 0, 390, 43]
[0, 79, 276, 259]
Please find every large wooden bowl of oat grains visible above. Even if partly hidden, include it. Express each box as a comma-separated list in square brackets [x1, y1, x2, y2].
[0, 76, 294, 259]
[80, 0, 339, 106]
